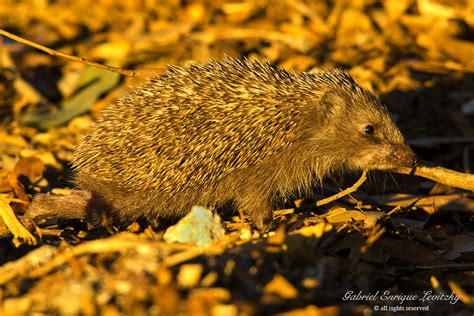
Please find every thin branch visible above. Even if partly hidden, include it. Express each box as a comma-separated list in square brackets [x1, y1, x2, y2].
[316, 168, 368, 207]
[448, 280, 474, 305]
[0, 28, 163, 77]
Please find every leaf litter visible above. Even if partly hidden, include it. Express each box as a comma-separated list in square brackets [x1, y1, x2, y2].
[0, 0, 473, 315]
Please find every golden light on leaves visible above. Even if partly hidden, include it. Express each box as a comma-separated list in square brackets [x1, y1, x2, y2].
[0, 196, 36, 246]
[0, 0, 473, 314]
[264, 274, 299, 300]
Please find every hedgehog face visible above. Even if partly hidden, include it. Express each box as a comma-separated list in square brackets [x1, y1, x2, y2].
[345, 117, 417, 171]
[312, 88, 416, 172]
[340, 94, 416, 171]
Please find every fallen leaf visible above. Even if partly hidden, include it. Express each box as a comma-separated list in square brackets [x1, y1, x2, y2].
[9, 156, 45, 201]
[323, 207, 366, 223]
[20, 65, 120, 129]
[0, 196, 37, 246]
[264, 274, 298, 299]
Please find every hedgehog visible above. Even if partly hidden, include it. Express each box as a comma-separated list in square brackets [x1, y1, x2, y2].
[28, 57, 416, 230]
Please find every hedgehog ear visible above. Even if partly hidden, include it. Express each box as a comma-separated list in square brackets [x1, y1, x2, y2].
[316, 91, 345, 126]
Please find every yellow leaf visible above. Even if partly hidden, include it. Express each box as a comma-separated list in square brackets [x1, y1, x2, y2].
[323, 207, 365, 223]
[0, 196, 36, 246]
[264, 274, 298, 299]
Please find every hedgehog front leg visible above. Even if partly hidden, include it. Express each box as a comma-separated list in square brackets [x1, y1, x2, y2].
[236, 191, 274, 231]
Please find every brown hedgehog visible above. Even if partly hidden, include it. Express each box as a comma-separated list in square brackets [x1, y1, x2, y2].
[29, 57, 416, 230]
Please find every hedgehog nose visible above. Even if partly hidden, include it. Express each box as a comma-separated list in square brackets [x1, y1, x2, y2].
[393, 144, 417, 168]
[402, 145, 417, 168]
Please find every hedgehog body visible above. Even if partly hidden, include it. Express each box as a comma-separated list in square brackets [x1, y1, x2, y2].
[72, 58, 415, 229]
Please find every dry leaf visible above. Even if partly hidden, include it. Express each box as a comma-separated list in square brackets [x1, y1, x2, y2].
[0, 196, 37, 246]
[264, 274, 298, 299]
[9, 156, 45, 201]
[323, 208, 366, 223]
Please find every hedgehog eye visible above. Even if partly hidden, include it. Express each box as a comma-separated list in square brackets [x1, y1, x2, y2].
[364, 125, 375, 135]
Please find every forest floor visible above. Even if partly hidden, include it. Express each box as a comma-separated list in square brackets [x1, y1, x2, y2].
[0, 0, 473, 315]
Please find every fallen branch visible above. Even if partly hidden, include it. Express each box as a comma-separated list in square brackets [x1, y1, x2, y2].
[393, 165, 474, 192]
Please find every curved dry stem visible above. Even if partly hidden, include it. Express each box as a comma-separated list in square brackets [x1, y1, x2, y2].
[0, 29, 164, 78]
[315, 168, 368, 207]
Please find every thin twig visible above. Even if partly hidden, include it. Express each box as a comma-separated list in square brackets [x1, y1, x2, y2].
[0, 29, 137, 77]
[315, 168, 368, 207]
[386, 205, 402, 216]
[162, 247, 205, 267]
[448, 280, 474, 305]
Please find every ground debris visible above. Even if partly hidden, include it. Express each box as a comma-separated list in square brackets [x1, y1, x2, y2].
[0, 0, 473, 314]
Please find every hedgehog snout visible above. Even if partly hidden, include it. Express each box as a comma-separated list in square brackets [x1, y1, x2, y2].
[353, 142, 417, 171]
[394, 144, 416, 166]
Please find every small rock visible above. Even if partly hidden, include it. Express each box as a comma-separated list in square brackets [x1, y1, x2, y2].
[461, 98, 474, 115]
[163, 206, 225, 246]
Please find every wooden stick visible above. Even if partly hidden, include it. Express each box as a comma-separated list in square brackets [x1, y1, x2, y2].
[315, 168, 368, 207]
[393, 165, 474, 192]
[0, 29, 138, 77]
